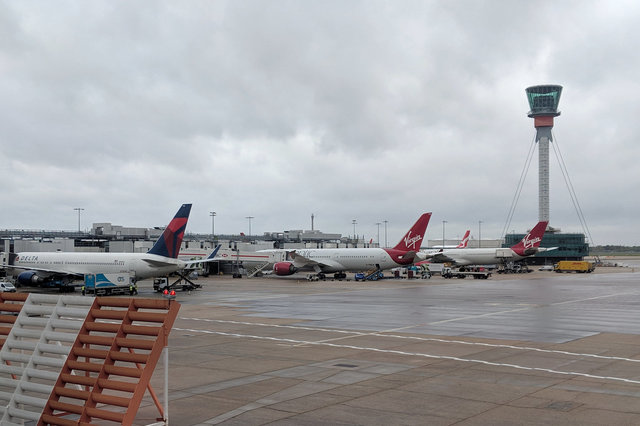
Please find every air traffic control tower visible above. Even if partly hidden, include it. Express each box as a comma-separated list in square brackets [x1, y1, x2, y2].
[526, 84, 562, 224]
[505, 85, 588, 262]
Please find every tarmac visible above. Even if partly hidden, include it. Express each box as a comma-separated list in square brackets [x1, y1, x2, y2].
[134, 264, 640, 425]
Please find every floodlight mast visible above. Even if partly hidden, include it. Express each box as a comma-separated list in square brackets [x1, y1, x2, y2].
[525, 85, 563, 224]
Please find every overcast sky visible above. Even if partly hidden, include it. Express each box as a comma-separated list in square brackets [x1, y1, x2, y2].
[1, 1, 639, 246]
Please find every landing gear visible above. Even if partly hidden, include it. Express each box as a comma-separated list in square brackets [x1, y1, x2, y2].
[333, 272, 347, 280]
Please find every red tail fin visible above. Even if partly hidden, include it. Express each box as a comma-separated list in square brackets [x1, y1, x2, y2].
[511, 221, 548, 256]
[456, 230, 471, 248]
[392, 213, 432, 252]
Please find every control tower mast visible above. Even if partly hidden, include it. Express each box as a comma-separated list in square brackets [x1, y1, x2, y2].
[525, 85, 563, 224]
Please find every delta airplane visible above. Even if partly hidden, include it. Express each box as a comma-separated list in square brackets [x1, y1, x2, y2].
[2, 204, 220, 288]
[423, 221, 552, 266]
[259, 212, 432, 279]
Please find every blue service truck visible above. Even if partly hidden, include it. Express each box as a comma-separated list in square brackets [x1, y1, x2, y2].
[83, 273, 134, 296]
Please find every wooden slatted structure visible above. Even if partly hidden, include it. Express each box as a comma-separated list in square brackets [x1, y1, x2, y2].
[0, 293, 28, 349]
[0, 294, 93, 424]
[39, 297, 180, 426]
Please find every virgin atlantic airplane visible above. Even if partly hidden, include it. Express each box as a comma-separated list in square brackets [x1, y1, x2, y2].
[259, 213, 432, 280]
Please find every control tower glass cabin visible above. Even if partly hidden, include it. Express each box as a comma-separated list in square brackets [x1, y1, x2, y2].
[526, 85, 562, 119]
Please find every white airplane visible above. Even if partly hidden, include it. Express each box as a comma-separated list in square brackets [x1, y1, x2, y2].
[259, 213, 432, 279]
[431, 229, 471, 249]
[2, 204, 220, 288]
[422, 221, 552, 266]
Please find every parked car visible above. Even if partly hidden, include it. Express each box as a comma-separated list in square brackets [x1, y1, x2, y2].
[539, 265, 554, 271]
[0, 281, 17, 292]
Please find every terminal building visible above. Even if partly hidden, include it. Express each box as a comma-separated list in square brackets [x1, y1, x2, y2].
[504, 226, 589, 263]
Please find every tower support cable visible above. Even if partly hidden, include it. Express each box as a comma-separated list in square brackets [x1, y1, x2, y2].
[550, 131, 596, 247]
[502, 136, 536, 240]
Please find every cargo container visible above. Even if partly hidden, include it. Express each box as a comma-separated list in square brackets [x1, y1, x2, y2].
[554, 261, 595, 273]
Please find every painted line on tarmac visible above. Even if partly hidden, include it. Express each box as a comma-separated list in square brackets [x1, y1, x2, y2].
[394, 290, 640, 327]
[419, 305, 535, 326]
[384, 290, 640, 333]
[550, 290, 640, 306]
[173, 326, 640, 386]
[179, 317, 640, 364]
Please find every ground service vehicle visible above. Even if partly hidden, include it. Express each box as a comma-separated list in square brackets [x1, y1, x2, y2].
[83, 273, 133, 296]
[83, 273, 135, 296]
[154, 277, 201, 292]
[0, 281, 16, 292]
[391, 266, 431, 279]
[354, 270, 384, 281]
[554, 261, 595, 273]
[442, 267, 492, 279]
[154, 277, 168, 292]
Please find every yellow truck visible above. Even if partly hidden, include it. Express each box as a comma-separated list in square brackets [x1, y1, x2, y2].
[554, 261, 595, 273]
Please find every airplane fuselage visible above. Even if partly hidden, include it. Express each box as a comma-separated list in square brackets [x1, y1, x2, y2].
[11, 252, 186, 280]
[427, 248, 527, 266]
[259, 247, 417, 273]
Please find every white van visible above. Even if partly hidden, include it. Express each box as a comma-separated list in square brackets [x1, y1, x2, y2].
[0, 281, 17, 292]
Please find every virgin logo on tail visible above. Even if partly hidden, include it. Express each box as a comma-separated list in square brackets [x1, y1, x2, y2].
[522, 235, 541, 250]
[511, 221, 548, 256]
[393, 213, 431, 252]
[403, 232, 422, 250]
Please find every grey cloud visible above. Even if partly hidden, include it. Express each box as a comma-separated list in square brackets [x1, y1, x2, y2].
[0, 1, 639, 244]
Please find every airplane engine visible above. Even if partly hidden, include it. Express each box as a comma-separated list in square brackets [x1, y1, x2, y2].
[17, 271, 42, 285]
[273, 262, 297, 276]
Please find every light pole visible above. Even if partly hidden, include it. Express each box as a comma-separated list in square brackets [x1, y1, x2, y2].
[210, 211, 216, 239]
[375, 222, 381, 247]
[74, 207, 84, 232]
[245, 216, 254, 236]
[442, 220, 447, 248]
[383, 220, 388, 248]
[478, 220, 483, 248]
[352, 219, 357, 245]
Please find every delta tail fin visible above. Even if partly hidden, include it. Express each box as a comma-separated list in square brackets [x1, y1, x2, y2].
[392, 213, 432, 252]
[510, 221, 548, 256]
[148, 204, 192, 259]
[455, 230, 471, 248]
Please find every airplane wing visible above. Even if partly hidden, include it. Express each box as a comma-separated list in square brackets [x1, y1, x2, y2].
[144, 245, 222, 269]
[537, 247, 558, 253]
[183, 245, 221, 266]
[2, 264, 83, 278]
[288, 251, 344, 271]
[142, 258, 178, 268]
[422, 251, 459, 264]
